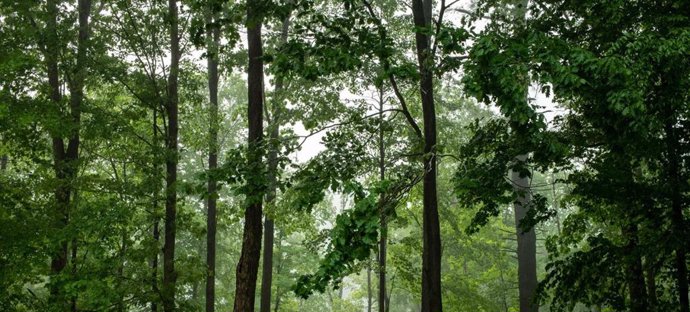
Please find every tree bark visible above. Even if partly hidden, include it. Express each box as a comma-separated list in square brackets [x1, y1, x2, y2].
[162, 0, 180, 311]
[1, 155, 7, 170]
[259, 14, 290, 312]
[45, 0, 91, 309]
[205, 6, 220, 312]
[233, 0, 265, 309]
[511, 157, 538, 312]
[622, 224, 648, 312]
[378, 85, 387, 312]
[411, 0, 442, 309]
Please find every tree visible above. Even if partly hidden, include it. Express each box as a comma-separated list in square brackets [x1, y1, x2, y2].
[43, 0, 93, 309]
[205, 2, 221, 311]
[233, 0, 266, 308]
[460, 0, 690, 311]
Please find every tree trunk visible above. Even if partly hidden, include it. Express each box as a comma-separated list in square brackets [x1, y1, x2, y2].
[273, 231, 285, 312]
[205, 6, 220, 312]
[45, 0, 91, 308]
[410, 0, 442, 309]
[71, 239, 78, 312]
[151, 109, 161, 312]
[233, 0, 265, 309]
[665, 116, 689, 312]
[1, 155, 7, 170]
[645, 259, 658, 308]
[162, 0, 180, 311]
[511, 156, 539, 312]
[259, 14, 290, 312]
[622, 224, 648, 312]
[510, 1, 538, 311]
[367, 261, 373, 312]
[378, 85, 387, 312]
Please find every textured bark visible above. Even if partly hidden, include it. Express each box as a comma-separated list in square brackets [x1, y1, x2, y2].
[233, 0, 265, 309]
[622, 224, 648, 312]
[205, 8, 220, 312]
[259, 15, 290, 312]
[511, 157, 538, 312]
[162, 0, 180, 311]
[377, 85, 387, 312]
[411, 0, 442, 309]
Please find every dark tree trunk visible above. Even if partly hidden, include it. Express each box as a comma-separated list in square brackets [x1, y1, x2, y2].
[666, 116, 689, 312]
[259, 14, 290, 312]
[45, 0, 91, 309]
[205, 7, 220, 312]
[162, 0, 180, 311]
[1, 155, 7, 170]
[645, 259, 658, 308]
[411, 0, 442, 309]
[511, 157, 538, 312]
[622, 224, 648, 312]
[233, 0, 265, 309]
[378, 85, 387, 312]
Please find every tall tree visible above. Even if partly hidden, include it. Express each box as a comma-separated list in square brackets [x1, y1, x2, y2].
[205, 3, 220, 312]
[44, 0, 92, 308]
[233, 0, 265, 308]
[162, 0, 180, 310]
[511, 2, 538, 311]
[259, 13, 291, 312]
[410, 0, 442, 309]
[377, 84, 387, 312]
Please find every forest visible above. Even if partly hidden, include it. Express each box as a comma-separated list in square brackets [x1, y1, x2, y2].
[0, 0, 689, 311]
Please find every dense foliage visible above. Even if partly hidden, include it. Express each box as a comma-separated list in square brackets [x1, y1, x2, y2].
[0, 0, 688, 312]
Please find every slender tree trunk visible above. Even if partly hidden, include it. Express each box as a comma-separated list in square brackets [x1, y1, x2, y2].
[273, 231, 285, 312]
[1, 155, 7, 170]
[46, 1, 68, 304]
[622, 224, 648, 312]
[118, 232, 127, 312]
[411, 0, 442, 309]
[367, 261, 373, 312]
[151, 109, 161, 312]
[233, 0, 265, 309]
[645, 259, 658, 308]
[259, 14, 290, 312]
[162, 0, 180, 311]
[377, 85, 387, 312]
[205, 7, 220, 312]
[511, 156, 538, 312]
[71, 239, 78, 312]
[510, 2, 539, 311]
[665, 116, 689, 312]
